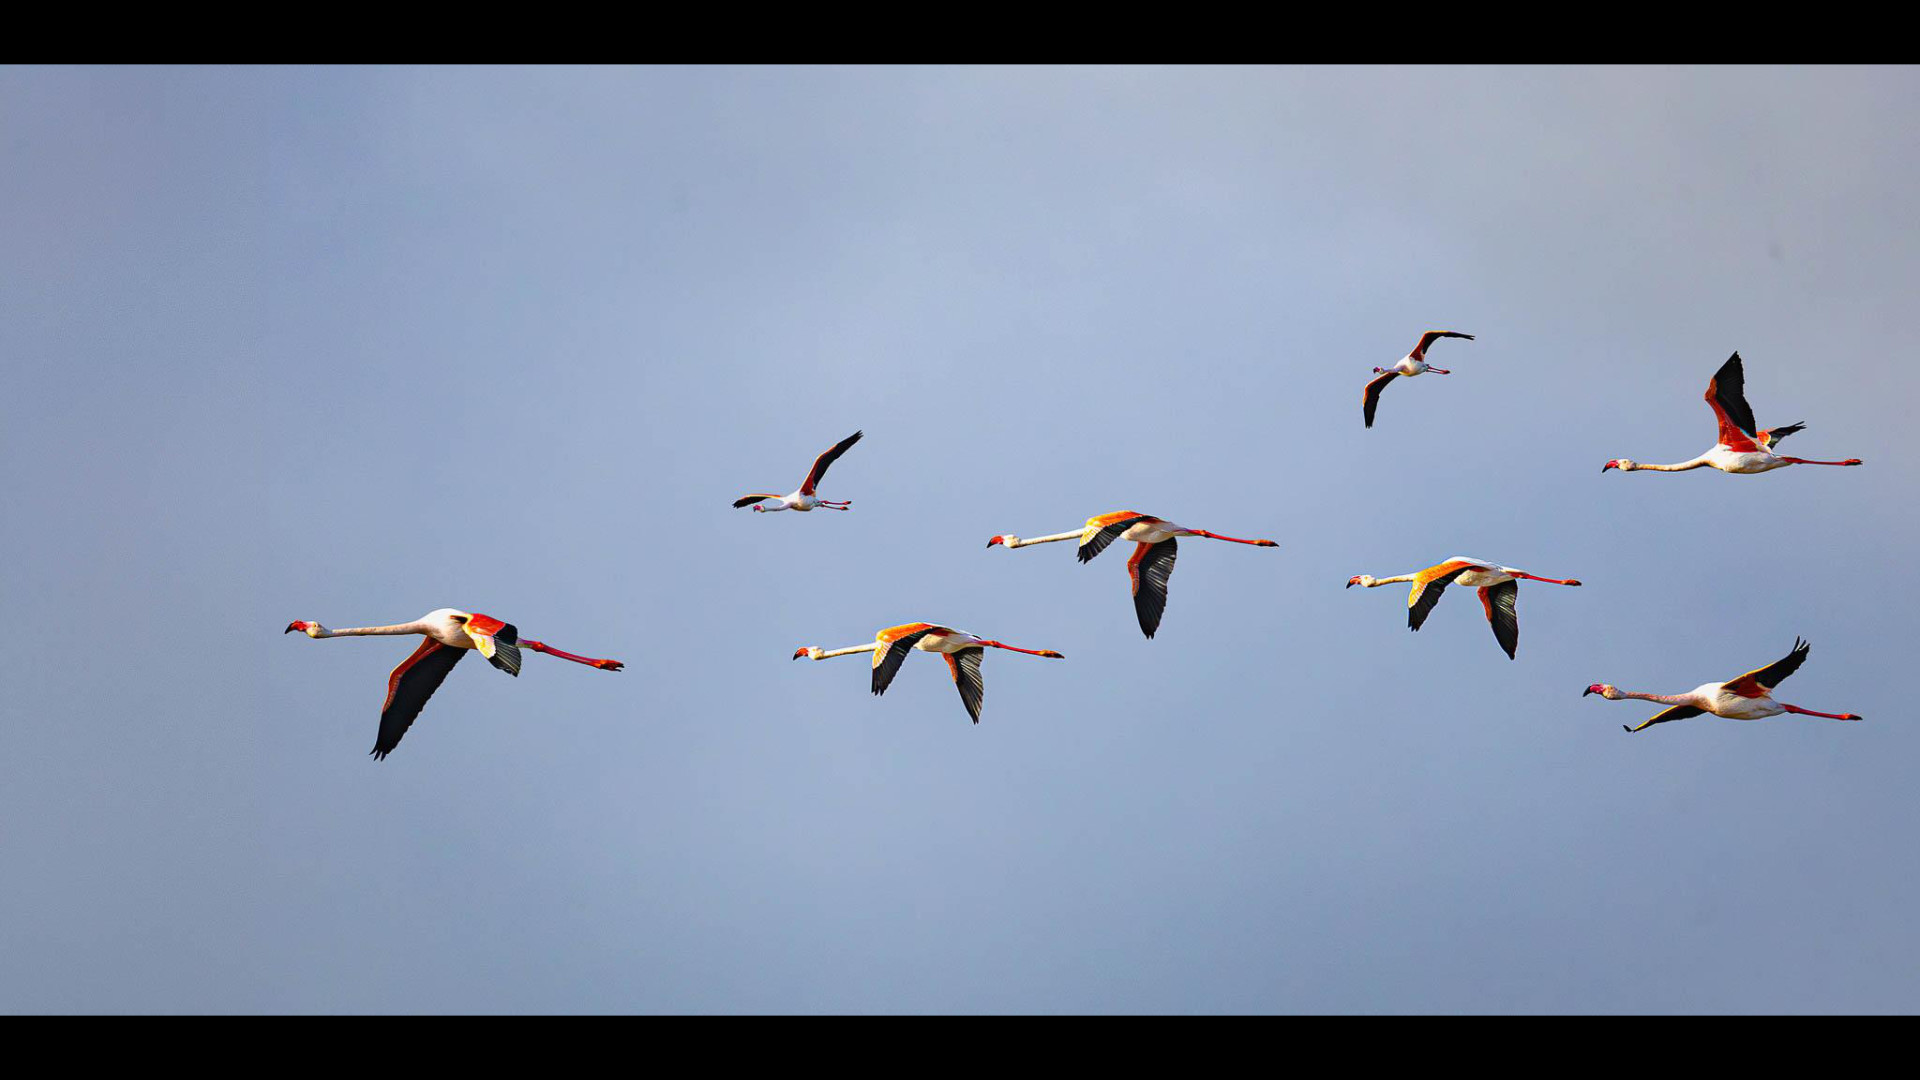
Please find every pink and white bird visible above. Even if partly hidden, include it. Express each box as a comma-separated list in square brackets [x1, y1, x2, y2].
[1363, 330, 1474, 428]
[793, 622, 1065, 724]
[987, 511, 1278, 638]
[733, 430, 862, 512]
[1602, 353, 1862, 474]
[1585, 638, 1861, 733]
[1346, 556, 1582, 659]
[285, 609, 623, 759]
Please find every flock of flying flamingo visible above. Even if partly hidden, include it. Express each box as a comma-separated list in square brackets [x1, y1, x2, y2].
[285, 334, 1864, 758]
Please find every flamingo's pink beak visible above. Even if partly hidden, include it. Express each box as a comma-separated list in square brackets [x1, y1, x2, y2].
[792, 647, 810, 661]
[1583, 684, 1605, 697]
[986, 536, 1005, 548]
[1601, 460, 1619, 473]
[284, 621, 309, 634]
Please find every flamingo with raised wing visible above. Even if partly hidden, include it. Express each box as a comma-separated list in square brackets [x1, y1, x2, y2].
[793, 622, 1064, 724]
[1584, 638, 1861, 732]
[987, 511, 1278, 638]
[285, 609, 623, 759]
[1363, 330, 1474, 428]
[734, 430, 863, 512]
[1602, 353, 1861, 474]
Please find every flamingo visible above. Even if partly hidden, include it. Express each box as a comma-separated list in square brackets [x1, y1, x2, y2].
[284, 609, 623, 759]
[1363, 330, 1474, 428]
[1584, 638, 1861, 732]
[793, 622, 1065, 724]
[1602, 353, 1862, 474]
[1346, 557, 1582, 659]
[733, 430, 863, 512]
[986, 511, 1278, 638]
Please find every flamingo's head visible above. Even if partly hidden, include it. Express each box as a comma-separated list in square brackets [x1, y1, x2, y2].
[986, 535, 1011, 549]
[1346, 575, 1373, 589]
[1601, 459, 1633, 473]
[792, 646, 820, 661]
[1584, 683, 1617, 698]
[284, 620, 319, 637]
[1037, 650, 1065, 659]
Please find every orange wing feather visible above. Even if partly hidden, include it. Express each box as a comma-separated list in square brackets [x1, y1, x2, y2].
[1405, 560, 1483, 631]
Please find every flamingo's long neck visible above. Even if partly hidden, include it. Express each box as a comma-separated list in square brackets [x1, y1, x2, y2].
[817, 643, 881, 660]
[1006, 531, 1082, 548]
[1512, 572, 1580, 586]
[1363, 573, 1418, 587]
[1633, 457, 1710, 472]
[318, 621, 432, 638]
[1614, 690, 1696, 706]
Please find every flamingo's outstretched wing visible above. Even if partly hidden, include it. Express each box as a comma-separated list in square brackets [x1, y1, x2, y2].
[375, 640, 465, 760]
[871, 623, 938, 696]
[1479, 580, 1520, 660]
[1415, 330, 1474, 354]
[1362, 372, 1397, 429]
[1407, 560, 1479, 631]
[945, 648, 986, 724]
[1127, 539, 1178, 639]
[801, 430, 863, 495]
[733, 494, 782, 508]
[1723, 638, 1810, 698]
[1624, 704, 1705, 733]
[1078, 511, 1151, 563]
[1704, 352, 1760, 452]
[462, 614, 522, 676]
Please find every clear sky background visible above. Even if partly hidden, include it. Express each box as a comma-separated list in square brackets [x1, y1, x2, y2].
[3, 66, 1916, 1013]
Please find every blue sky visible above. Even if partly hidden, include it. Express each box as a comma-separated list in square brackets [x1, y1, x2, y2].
[2, 66, 1916, 1013]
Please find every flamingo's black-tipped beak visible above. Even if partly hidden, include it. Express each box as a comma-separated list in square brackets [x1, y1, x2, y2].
[284, 621, 305, 634]
[1583, 686, 1597, 697]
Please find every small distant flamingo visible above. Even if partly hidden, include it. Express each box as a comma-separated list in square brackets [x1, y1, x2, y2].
[285, 609, 623, 759]
[1347, 556, 1582, 659]
[793, 622, 1064, 723]
[1585, 638, 1861, 733]
[1363, 330, 1474, 428]
[1602, 353, 1862, 474]
[987, 511, 1277, 638]
[734, 430, 863, 512]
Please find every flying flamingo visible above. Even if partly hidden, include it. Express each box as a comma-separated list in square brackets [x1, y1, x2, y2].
[1601, 353, 1862, 474]
[733, 430, 863, 512]
[1346, 557, 1582, 659]
[987, 511, 1278, 638]
[793, 622, 1064, 724]
[1584, 638, 1861, 732]
[285, 609, 623, 759]
[1363, 330, 1474, 428]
